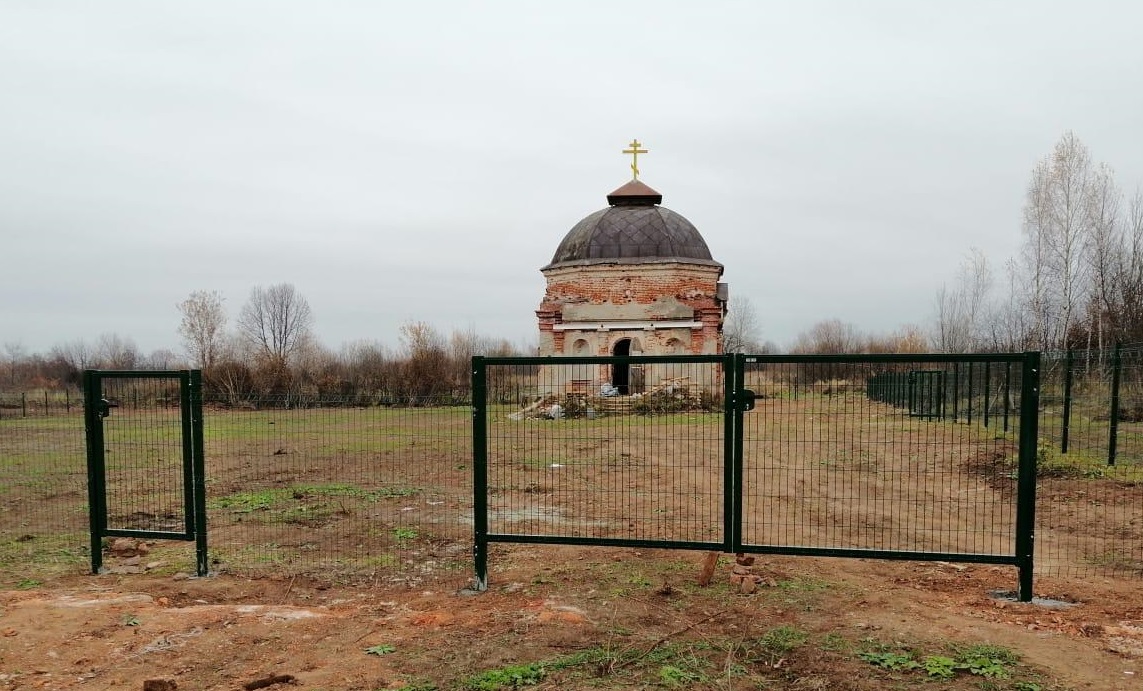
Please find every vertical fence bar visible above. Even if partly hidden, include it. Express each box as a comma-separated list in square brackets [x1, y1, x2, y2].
[82, 371, 106, 574]
[1003, 362, 1011, 433]
[471, 356, 489, 590]
[1015, 352, 1041, 603]
[1061, 350, 1073, 453]
[66, 388, 70, 413]
[189, 370, 209, 577]
[1108, 343, 1122, 466]
[967, 362, 973, 426]
[21, 392, 26, 418]
[983, 362, 991, 428]
[952, 362, 959, 422]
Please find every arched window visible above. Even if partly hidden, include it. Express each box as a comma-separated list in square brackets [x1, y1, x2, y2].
[572, 338, 590, 355]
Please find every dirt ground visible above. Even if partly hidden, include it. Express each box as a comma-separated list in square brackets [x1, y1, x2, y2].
[2, 544, 1142, 691]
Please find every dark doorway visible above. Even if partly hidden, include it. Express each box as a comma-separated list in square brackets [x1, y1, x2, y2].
[611, 339, 631, 394]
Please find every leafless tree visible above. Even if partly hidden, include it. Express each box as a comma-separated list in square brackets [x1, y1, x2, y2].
[236, 283, 313, 367]
[3, 341, 25, 385]
[791, 319, 863, 354]
[177, 290, 227, 370]
[723, 297, 764, 353]
[95, 333, 139, 369]
[1019, 132, 1095, 349]
[1083, 163, 1123, 353]
[934, 248, 992, 352]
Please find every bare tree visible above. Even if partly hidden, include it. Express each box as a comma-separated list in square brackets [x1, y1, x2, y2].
[933, 248, 992, 352]
[3, 341, 25, 386]
[791, 319, 863, 354]
[1083, 163, 1123, 353]
[95, 333, 139, 369]
[1120, 190, 1143, 342]
[723, 297, 764, 353]
[177, 290, 227, 370]
[236, 283, 313, 367]
[1019, 132, 1095, 349]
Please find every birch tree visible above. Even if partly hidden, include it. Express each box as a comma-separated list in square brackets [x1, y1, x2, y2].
[177, 290, 227, 370]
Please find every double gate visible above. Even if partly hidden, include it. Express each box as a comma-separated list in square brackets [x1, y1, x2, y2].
[83, 370, 208, 576]
[472, 353, 1040, 600]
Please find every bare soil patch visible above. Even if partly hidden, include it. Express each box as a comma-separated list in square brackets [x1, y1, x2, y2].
[3, 546, 1143, 690]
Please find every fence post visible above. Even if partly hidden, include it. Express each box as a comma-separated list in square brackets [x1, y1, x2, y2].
[1061, 350, 1073, 453]
[82, 371, 107, 575]
[189, 370, 209, 577]
[21, 392, 26, 418]
[471, 356, 489, 591]
[1015, 352, 1040, 603]
[1108, 343, 1122, 466]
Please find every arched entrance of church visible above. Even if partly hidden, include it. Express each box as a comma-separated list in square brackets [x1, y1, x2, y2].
[611, 338, 631, 394]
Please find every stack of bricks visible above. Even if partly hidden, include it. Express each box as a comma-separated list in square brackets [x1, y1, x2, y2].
[730, 554, 766, 594]
[697, 552, 777, 594]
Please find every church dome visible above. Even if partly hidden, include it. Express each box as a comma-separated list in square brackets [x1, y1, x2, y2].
[543, 180, 721, 270]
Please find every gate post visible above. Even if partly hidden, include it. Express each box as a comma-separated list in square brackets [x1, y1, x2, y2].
[1015, 352, 1041, 603]
[189, 370, 209, 577]
[82, 370, 107, 575]
[727, 354, 743, 552]
[471, 356, 489, 591]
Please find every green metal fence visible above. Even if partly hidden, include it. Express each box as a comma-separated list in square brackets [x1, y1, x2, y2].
[3, 347, 1142, 589]
[472, 353, 1041, 599]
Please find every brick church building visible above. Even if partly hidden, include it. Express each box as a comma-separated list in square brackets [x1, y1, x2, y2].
[536, 154, 727, 394]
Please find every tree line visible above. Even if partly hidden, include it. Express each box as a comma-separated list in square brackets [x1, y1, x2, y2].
[933, 131, 1143, 355]
[2, 285, 526, 403]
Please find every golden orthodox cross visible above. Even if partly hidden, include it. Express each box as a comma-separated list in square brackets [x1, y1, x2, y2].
[622, 139, 648, 180]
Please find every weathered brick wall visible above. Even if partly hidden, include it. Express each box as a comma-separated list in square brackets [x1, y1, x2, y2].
[537, 262, 724, 357]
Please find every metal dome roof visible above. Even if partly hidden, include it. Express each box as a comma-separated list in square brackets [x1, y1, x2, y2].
[543, 180, 721, 270]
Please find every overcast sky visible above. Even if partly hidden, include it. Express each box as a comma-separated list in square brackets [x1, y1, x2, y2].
[3, 1, 1142, 357]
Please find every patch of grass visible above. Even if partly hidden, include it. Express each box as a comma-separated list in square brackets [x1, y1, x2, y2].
[859, 640, 1023, 681]
[461, 663, 545, 690]
[365, 644, 396, 656]
[760, 625, 809, 654]
[208, 483, 420, 526]
[15, 578, 41, 589]
[393, 527, 418, 542]
[1036, 444, 1116, 479]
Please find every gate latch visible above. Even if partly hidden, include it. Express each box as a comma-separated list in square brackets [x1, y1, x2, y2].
[98, 398, 118, 418]
[737, 389, 757, 412]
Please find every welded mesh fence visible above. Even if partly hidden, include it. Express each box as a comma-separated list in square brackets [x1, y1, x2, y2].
[97, 376, 189, 536]
[740, 356, 1028, 560]
[476, 356, 729, 549]
[1036, 345, 1143, 577]
[2, 346, 1142, 583]
[200, 395, 473, 583]
[0, 391, 87, 579]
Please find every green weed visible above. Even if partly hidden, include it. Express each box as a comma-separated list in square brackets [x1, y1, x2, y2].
[461, 663, 545, 690]
[365, 644, 396, 656]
